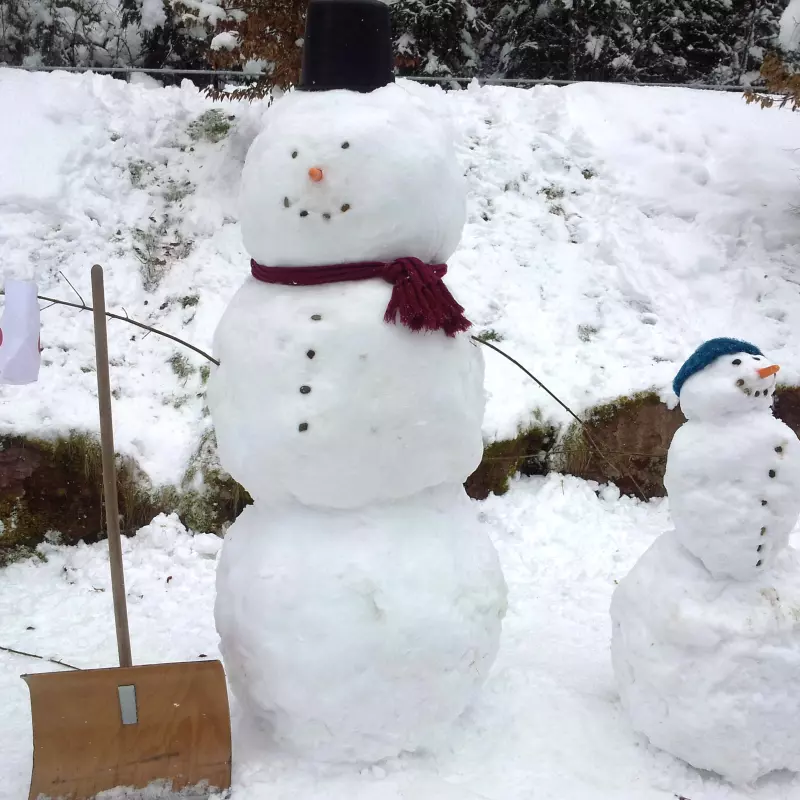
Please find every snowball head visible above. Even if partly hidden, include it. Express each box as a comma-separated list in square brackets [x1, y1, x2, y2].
[611, 531, 800, 784]
[214, 484, 508, 763]
[239, 84, 466, 267]
[206, 278, 486, 509]
[665, 413, 800, 581]
[678, 349, 780, 421]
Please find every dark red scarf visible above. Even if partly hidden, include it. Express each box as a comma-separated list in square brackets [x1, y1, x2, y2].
[250, 257, 472, 337]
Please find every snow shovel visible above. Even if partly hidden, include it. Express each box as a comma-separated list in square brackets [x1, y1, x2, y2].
[22, 264, 232, 799]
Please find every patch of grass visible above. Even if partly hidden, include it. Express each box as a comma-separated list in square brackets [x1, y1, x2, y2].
[577, 324, 598, 343]
[539, 184, 565, 201]
[475, 329, 504, 344]
[167, 395, 191, 410]
[187, 110, 233, 144]
[465, 424, 557, 500]
[199, 365, 211, 385]
[180, 294, 199, 309]
[581, 168, 597, 180]
[133, 221, 168, 290]
[168, 352, 194, 382]
[164, 178, 195, 205]
[177, 430, 251, 532]
[128, 159, 155, 188]
[132, 216, 193, 291]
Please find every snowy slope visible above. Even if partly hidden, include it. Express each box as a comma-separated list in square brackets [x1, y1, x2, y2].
[2, 477, 800, 799]
[2, 70, 800, 487]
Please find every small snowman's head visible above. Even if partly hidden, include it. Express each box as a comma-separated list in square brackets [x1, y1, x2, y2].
[239, 85, 466, 268]
[674, 337, 780, 420]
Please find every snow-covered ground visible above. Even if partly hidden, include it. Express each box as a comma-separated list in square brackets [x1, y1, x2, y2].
[2, 69, 800, 487]
[5, 475, 800, 800]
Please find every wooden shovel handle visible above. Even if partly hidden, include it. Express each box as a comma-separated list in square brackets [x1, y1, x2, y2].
[91, 265, 133, 669]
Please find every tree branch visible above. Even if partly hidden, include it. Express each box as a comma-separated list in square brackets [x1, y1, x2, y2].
[28, 292, 220, 366]
[472, 337, 648, 502]
[0, 644, 80, 671]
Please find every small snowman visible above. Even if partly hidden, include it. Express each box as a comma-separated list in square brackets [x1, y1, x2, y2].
[611, 338, 800, 784]
[207, 0, 507, 763]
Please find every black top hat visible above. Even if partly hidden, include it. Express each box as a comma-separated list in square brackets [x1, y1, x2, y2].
[299, 0, 395, 93]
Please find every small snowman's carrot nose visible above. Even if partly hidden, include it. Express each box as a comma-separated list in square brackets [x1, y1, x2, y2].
[758, 364, 780, 379]
[308, 167, 324, 183]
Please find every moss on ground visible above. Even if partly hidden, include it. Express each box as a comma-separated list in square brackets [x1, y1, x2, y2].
[0, 431, 158, 566]
[175, 429, 251, 533]
[0, 427, 251, 566]
[187, 110, 234, 144]
[465, 424, 556, 500]
[582, 391, 663, 426]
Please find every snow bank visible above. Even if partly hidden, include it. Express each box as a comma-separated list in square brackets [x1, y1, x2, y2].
[2, 70, 800, 489]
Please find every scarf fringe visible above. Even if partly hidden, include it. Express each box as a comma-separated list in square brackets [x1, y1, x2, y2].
[251, 257, 472, 337]
[382, 259, 471, 337]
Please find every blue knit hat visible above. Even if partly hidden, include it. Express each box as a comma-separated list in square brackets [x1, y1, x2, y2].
[673, 338, 763, 396]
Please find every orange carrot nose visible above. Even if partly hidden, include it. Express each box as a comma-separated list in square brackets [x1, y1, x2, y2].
[758, 364, 780, 379]
[308, 167, 324, 183]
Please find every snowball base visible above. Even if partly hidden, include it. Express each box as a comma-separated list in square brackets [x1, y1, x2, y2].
[214, 484, 508, 763]
[611, 530, 800, 784]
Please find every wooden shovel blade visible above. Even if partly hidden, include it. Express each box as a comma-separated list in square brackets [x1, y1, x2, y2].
[23, 660, 231, 799]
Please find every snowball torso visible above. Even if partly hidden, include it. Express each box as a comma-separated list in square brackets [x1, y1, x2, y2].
[207, 277, 485, 508]
[611, 531, 800, 785]
[665, 414, 800, 581]
[214, 486, 508, 762]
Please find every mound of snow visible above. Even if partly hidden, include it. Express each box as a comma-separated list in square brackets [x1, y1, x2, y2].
[2, 70, 800, 487]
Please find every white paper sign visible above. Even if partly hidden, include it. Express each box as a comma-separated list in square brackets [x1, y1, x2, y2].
[0, 279, 41, 385]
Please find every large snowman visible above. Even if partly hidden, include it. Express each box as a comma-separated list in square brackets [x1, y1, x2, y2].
[611, 338, 800, 784]
[207, 0, 507, 763]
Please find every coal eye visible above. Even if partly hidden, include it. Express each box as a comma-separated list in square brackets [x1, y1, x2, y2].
[732, 359, 741, 365]
[292, 150, 298, 159]
[753, 356, 761, 361]
[341, 142, 350, 149]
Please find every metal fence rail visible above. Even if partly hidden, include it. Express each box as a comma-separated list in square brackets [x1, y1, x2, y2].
[0, 63, 767, 93]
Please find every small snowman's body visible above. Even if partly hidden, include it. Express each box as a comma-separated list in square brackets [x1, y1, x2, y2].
[667, 415, 800, 581]
[612, 338, 800, 784]
[208, 0, 506, 763]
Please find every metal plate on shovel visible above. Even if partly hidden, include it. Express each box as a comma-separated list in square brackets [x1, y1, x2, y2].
[23, 659, 231, 799]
